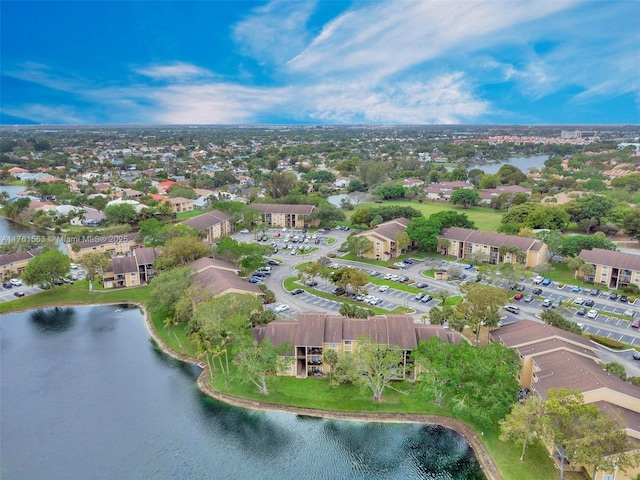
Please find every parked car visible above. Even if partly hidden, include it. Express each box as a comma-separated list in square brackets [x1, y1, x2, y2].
[510, 284, 525, 292]
[632, 351, 640, 360]
[619, 295, 628, 303]
[267, 260, 280, 266]
[464, 264, 473, 270]
[584, 299, 595, 307]
[589, 289, 599, 296]
[533, 275, 544, 284]
[542, 299, 552, 308]
[533, 288, 543, 295]
[505, 305, 520, 314]
[609, 293, 619, 300]
[13, 291, 25, 297]
[290, 289, 304, 295]
[274, 304, 290, 313]
[576, 307, 586, 316]
[305, 280, 318, 287]
[420, 295, 433, 303]
[414, 282, 428, 289]
[331, 287, 345, 296]
[378, 285, 390, 292]
[571, 286, 582, 293]
[551, 299, 561, 309]
[631, 319, 640, 328]
[513, 293, 524, 300]
[574, 298, 585, 305]
[240, 229, 250, 234]
[9, 279, 22, 287]
[2, 283, 12, 289]
[414, 292, 425, 300]
[524, 294, 534, 303]
[586, 309, 598, 319]
[541, 278, 552, 286]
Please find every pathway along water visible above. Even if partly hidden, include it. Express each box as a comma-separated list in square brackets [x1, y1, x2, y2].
[1, 305, 487, 480]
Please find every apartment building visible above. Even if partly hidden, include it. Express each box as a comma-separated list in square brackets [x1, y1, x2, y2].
[439, 227, 548, 268]
[578, 248, 640, 290]
[181, 209, 233, 243]
[250, 203, 318, 229]
[353, 218, 411, 261]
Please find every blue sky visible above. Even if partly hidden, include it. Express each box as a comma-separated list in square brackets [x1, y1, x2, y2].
[1, 1, 638, 125]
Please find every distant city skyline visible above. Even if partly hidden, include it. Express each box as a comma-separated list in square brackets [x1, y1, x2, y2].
[1, 1, 638, 126]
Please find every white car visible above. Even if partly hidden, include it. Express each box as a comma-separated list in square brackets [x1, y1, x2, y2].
[586, 309, 598, 319]
[9, 279, 23, 287]
[574, 298, 585, 305]
[378, 285, 390, 292]
[240, 229, 250, 234]
[393, 262, 406, 268]
[383, 273, 393, 280]
[274, 304, 290, 313]
[533, 275, 544, 284]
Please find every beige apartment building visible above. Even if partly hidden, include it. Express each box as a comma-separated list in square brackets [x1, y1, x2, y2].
[166, 196, 194, 214]
[353, 218, 411, 261]
[66, 232, 140, 261]
[0, 249, 41, 281]
[181, 209, 233, 243]
[439, 227, 548, 268]
[578, 248, 640, 290]
[251, 203, 318, 229]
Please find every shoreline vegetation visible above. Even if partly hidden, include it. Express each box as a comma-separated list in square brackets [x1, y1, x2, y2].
[3, 289, 569, 480]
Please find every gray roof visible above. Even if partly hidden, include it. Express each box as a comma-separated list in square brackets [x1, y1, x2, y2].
[182, 209, 230, 231]
[191, 268, 262, 297]
[0, 249, 41, 267]
[579, 248, 640, 271]
[187, 257, 239, 273]
[441, 227, 544, 252]
[112, 256, 138, 274]
[251, 203, 316, 215]
[357, 218, 410, 242]
[134, 247, 161, 266]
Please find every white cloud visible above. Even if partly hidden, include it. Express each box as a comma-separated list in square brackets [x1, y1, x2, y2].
[232, 1, 317, 65]
[135, 63, 214, 82]
[1, 104, 86, 124]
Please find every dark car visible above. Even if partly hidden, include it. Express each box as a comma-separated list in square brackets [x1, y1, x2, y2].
[619, 295, 628, 303]
[290, 288, 304, 295]
[420, 295, 433, 303]
[248, 277, 263, 284]
[533, 288, 543, 295]
[589, 289, 599, 296]
[576, 307, 586, 316]
[267, 260, 280, 266]
[305, 280, 318, 287]
[2, 283, 12, 289]
[13, 291, 25, 297]
[584, 299, 595, 307]
[609, 293, 619, 300]
[414, 292, 425, 300]
[633, 351, 640, 360]
[414, 282, 428, 289]
[331, 286, 345, 296]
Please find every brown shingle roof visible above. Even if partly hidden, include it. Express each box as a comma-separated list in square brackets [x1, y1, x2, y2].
[112, 256, 138, 274]
[490, 319, 596, 352]
[253, 321, 297, 355]
[296, 312, 327, 346]
[357, 218, 410, 242]
[182, 209, 230, 231]
[191, 268, 262, 297]
[441, 227, 543, 252]
[187, 257, 239, 273]
[415, 324, 463, 344]
[251, 203, 316, 215]
[0, 249, 41, 267]
[579, 248, 640, 271]
[134, 247, 161, 266]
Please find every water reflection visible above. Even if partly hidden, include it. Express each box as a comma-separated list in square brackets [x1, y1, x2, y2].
[197, 396, 292, 458]
[30, 307, 75, 333]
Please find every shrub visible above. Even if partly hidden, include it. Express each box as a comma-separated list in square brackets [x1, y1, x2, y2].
[588, 334, 625, 350]
[558, 283, 565, 289]
[326, 253, 336, 258]
[630, 296, 637, 304]
[630, 376, 640, 386]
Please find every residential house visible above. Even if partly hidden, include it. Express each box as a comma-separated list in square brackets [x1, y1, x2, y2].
[253, 313, 462, 378]
[353, 218, 411, 261]
[251, 203, 318, 229]
[333, 177, 351, 188]
[0, 249, 41, 281]
[491, 320, 640, 479]
[578, 248, 640, 290]
[402, 178, 425, 188]
[181, 209, 232, 243]
[66, 232, 140, 261]
[166, 196, 194, 214]
[8, 166, 29, 178]
[424, 181, 474, 201]
[439, 227, 548, 268]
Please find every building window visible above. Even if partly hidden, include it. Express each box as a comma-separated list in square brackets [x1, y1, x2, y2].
[602, 476, 614, 480]
[344, 340, 352, 345]
[329, 343, 338, 348]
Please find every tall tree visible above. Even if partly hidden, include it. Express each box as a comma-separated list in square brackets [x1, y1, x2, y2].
[335, 336, 404, 402]
[234, 336, 291, 395]
[155, 236, 211, 270]
[346, 236, 374, 259]
[79, 252, 111, 292]
[499, 396, 546, 462]
[450, 188, 480, 208]
[457, 283, 508, 342]
[22, 249, 70, 290]
[331, 267, 369, 295]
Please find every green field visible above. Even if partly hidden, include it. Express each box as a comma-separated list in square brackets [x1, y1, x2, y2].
[348, 200, 503, 232]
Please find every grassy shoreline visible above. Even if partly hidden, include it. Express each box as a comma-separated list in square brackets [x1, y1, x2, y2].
[1, 284, 562, 480]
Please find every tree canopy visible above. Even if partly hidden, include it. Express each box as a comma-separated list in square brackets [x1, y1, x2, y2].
[23, 249, 71, 290]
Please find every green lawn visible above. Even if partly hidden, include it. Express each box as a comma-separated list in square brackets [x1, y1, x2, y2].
[347, 200, 504, 231]
[176, 209, 208, 220]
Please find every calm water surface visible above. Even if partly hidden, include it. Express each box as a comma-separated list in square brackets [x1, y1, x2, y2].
[0, 306, 485, 480]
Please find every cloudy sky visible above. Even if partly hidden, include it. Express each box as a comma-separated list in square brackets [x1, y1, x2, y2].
[1, 1, 638, 125]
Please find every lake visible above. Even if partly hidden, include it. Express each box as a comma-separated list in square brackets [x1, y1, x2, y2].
[0, 306, 485, 480]
[467, 155, 549, 175]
